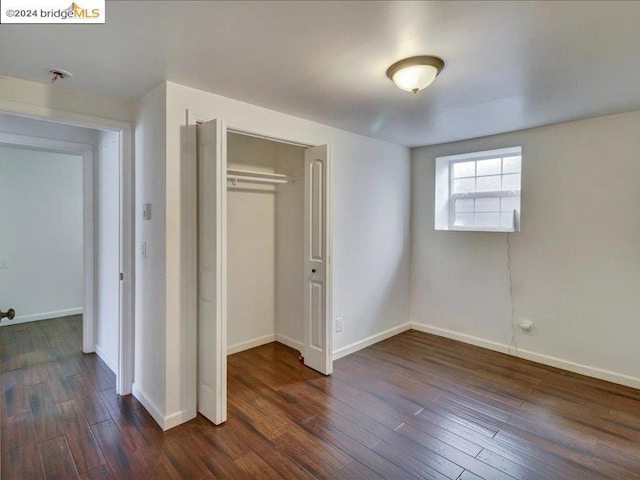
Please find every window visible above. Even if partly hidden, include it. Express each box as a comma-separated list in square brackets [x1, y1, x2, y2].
[434, 146, 521, 232]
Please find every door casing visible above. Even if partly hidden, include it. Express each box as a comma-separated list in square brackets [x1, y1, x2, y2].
[0, 103, 134, 396]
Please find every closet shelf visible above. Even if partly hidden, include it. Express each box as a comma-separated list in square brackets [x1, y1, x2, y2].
[227, 168, 294, 185]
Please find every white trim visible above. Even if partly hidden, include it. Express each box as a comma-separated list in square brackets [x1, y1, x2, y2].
[226, 126, 314, 149]
[436, 146, 522, 163]
[132, 383, 165, 429]
[117, 127, 135, 395]
[184, 110, 200, 428]
[133, 383, 193, 432]
[0, 98, 131, 133]
[411, 322, 508, 355]
[326, 145, 335, 371]
[276, 334, 304, 353]
[333, 322, 412, 360]
[223, 333, 305, 356]
[411, 322, 640, 390]
[227, 334, 276, 355]
[450, 190, 520, 200]
[1, 308, 84, 327]
[162, 409, 193, 431]
[95, 344, 117, 374]
[0, 104, 135, 396]
[435, 146, 522, 232]
[448, 226, 516, 233]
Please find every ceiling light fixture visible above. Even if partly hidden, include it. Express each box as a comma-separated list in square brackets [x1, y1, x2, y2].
[386, 55, 445, 94]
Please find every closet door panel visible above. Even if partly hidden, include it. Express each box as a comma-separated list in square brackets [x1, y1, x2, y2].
[197, 119, 227, 425]
[304, 144, 332, 375]
[310, 159, 324, 261]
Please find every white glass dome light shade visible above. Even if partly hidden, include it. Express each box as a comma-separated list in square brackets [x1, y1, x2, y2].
[391, 64, 438, 93]
[386, 56, 445, 94]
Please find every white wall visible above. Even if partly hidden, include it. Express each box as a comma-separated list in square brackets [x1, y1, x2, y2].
[411, 110, 640, 387]
[226, 133, 306, 353]
[275, 145, 306, 349]
[227, 189, 276, 349]
[95, 130, 120, 372]
[136, 81, 411, 429]
[133, 83, 167, 421]
[0, 146, 83, 322]
[0, 76, 132, 124]
[0, 113, 99, 145]
[227, 134, 277, 350]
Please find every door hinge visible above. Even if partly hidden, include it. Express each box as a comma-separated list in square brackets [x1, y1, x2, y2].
[120, 272, 124, 281]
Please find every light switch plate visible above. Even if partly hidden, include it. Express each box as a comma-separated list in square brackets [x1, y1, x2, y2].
[142, 202, 152, 220]
[0, 257, 8, 269]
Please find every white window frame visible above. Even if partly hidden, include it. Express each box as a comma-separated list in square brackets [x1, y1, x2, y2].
[435, 146, 521, 232]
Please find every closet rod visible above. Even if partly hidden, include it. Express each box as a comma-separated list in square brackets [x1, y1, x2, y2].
[227, 168, 290, 180]
[227, 174, 290, 185]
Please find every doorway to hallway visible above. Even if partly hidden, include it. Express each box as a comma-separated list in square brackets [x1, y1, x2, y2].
[0, 111, 133, 395]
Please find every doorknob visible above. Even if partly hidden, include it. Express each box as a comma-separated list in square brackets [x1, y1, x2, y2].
[1, 308, 15, 321]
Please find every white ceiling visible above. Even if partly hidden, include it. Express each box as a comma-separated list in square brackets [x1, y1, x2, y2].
[1, 1, 640, 147]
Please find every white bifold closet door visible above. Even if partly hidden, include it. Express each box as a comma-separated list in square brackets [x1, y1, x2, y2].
[197, 118, 331, 425]
[303, 145, 332, 375]
[197, 119, 227, 425]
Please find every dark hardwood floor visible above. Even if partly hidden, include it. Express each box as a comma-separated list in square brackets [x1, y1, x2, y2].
[2, 316, 640, 479]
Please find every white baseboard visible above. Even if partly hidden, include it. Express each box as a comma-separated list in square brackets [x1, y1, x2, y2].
[276, 333, 304, 352]
[0, 307, 83, 327]
[226, 333, 305, 356]
[95, 344, 117, 375]
[227, 333, 276, 355]
[133, 382, 196, 431]
[333, 322, 412, 360]
[132, 383, 166, 429]
[411, 323, 510, 354]
[163, 409, 196, 431]
[411, 322, 640, 390]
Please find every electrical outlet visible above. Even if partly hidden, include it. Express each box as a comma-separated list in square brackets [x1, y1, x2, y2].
[336, 317, 344, 333]
[0, 257, 8, 269]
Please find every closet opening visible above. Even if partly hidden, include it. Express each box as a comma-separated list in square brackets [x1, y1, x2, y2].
[226, 132, 307, 359]
[195, 120, 333, 425]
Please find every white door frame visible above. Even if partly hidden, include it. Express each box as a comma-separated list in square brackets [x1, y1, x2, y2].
[185, 111, 334, 421]
[0, 102, 135, 395]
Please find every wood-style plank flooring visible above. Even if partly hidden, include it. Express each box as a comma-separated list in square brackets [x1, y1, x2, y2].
[2, 316, 640, 479]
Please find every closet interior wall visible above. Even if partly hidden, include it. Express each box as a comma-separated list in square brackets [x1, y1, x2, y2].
[226, 132, 306, 354]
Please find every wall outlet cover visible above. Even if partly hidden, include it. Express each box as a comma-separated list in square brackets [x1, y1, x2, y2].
[336, 316, 344, 332]
[142, 202, 152, 220]
[519, 319, 534, 332]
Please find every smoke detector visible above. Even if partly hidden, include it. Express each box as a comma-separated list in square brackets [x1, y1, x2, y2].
[49, 68, 73, 83]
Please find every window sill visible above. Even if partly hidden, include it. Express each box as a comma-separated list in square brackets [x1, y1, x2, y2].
[437, 226, 518, 233]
